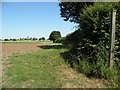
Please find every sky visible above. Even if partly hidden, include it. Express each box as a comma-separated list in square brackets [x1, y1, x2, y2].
[2, 2, 77, 39]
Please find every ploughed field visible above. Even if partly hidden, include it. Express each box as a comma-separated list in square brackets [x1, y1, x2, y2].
[1, 43, 111, 88]
[2, 44, 52, 59]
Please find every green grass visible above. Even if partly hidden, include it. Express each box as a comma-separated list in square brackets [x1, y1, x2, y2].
[3, 45, 112, 88]
[0, 40, 53, 44]
[3, 45, 67, 88]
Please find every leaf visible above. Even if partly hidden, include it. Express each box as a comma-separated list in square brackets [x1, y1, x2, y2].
[101, 30, 106, 33]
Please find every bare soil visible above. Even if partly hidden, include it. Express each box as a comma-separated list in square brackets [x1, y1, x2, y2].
[1, 44, 54, 59]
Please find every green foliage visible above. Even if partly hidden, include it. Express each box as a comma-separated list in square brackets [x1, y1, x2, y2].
[13, 39, 16, 41]
[49, 31, 61, 42]
[4, 39, 9, 41]
[64, 30, 82, 45]
[59, 2, 93, 23]
[32, 38, 38, 41]
[114, 2, 120, 69]
[39, 37, 45, 41]
[54, 37, 65, 43]
[61, 2, 120, 87]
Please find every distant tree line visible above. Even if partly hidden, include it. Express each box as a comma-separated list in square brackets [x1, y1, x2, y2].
[3, 37, 46, 41]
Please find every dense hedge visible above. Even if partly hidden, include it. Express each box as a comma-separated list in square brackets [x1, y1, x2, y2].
[54, 37, 65, 43]
[63, 2, 120, 87]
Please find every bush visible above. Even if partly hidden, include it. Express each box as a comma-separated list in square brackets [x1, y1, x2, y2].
[54, 37, 65, 43]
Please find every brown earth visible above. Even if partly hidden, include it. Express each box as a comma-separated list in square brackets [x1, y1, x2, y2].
[1, 43, 55, 59]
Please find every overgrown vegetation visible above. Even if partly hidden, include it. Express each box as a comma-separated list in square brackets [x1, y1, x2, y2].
[59, 2, 120, 87]
[54, 37, 66, 43]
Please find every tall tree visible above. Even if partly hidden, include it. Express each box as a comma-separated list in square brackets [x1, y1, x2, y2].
[59, 2, 93, 23]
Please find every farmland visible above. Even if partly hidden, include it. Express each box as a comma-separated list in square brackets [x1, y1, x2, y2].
[1, 41, 113, 88]
[0, 40, 53, 44]
[2, 1, 120, 88]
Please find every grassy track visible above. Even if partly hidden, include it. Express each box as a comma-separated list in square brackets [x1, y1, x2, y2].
[3, 45, 111, 88]
[3, 45, 68, 88]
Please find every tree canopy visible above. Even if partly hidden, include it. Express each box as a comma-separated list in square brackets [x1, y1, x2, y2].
[49, 31, 61, 42]
[59, 2, 93, 23]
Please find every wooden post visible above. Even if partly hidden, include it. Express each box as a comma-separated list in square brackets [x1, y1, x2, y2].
[109, 9, 116, 69]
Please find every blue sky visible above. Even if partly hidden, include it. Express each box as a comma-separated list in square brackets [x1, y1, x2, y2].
[2, 2, 76, 39]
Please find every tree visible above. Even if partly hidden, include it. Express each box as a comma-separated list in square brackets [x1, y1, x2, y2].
[4, 39, 9, 41]
[59, 2, 93, 23]
[13, 39, 16, 41]
[39, 38, 42, 41]
[20, 38, 23, 41]
[49, 31, 61, 42]
[33, 38, 38, 41]
[39, 37, 45, 41]
[29, 37, 32, 40]
[42, 37, 45, 40]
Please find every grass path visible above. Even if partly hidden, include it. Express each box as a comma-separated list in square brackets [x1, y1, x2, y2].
[3, 45, 110, 88]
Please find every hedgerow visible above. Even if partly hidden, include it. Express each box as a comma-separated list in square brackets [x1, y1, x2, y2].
[63, 2, 120, 87]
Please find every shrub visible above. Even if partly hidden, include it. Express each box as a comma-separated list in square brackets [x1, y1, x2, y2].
[54, 37, 65, 43]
